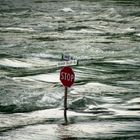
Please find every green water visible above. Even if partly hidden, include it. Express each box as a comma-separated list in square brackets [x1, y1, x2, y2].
[0, 0, 140, 139]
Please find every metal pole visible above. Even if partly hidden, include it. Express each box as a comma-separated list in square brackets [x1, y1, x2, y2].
[64, 86, 68, 124]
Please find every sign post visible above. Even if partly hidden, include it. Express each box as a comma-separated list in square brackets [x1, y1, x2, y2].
[64, 86, 68, 123]
[60, 66, 75, 124]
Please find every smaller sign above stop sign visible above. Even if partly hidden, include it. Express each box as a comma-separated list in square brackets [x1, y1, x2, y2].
[60, 66, 75, 87]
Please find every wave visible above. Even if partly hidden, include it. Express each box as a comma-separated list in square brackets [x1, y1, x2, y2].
[0, 58, 33, 68]
[0, 104, 54, 114]
[0, 108, 139, 139]
[104, 59, 140, 66]
[0, 93, 61, 113]
[32, 35, 81, 41]
[0, 81, 62, 113]
[25, 73, 60, 83]
[72, 82, 129, 94]
[0, 27, 35, 33]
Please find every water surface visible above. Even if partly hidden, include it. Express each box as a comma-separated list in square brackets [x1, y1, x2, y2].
[0, 0, 140, 139]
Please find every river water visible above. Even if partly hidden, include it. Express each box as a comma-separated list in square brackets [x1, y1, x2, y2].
[0, 0, 140, 139]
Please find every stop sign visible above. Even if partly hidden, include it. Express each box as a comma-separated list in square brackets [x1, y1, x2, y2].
[60, 66, 75, 87]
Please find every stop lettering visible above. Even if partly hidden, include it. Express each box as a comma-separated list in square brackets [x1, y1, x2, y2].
[60, 66, 75, 87]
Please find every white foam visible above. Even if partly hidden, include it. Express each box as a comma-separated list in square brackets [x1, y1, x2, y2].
[66, 29, 103, 34]
[104, 59, 139, 65]
[117, 81, 140, 85]
[27, 73, 60, 83]
[0, 58, 33, 68]
[0, 27, 34, 32]
[1, 110, 139, 140]
[0, 108, 93, 129]
[136, 33, 140, 36]
[72, 82, 128, 94]
[127, 97, 140, 104]
[30, 53, 61, 59]
[110, 108, 140, 117]
[60, 8, 74, 12]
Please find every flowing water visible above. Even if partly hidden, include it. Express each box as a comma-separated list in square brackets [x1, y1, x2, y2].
[0, 0, 140, 139]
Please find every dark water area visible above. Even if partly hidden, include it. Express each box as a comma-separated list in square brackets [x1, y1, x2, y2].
[0, 0, 140, 139]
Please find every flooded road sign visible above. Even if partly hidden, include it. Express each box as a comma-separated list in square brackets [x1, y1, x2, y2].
[60, 66, 75, 124]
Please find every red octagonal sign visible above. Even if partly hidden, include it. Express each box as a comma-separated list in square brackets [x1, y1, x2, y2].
[60, 66, 75, 87]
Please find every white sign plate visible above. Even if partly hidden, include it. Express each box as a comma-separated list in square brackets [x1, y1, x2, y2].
[57, 60, 77, 67]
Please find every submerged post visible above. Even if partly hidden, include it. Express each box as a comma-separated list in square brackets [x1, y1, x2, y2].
[64, 87, 68, 123]
[60, 66, 75, 124]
